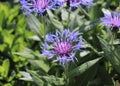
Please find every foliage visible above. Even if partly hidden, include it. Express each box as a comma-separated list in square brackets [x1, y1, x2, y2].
[0, 1, 34, 86]
[16, 0, 120, 85]
[1, 0, 120, 86]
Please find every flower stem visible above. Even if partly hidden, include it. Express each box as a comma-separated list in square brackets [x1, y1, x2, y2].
[64, 64, 69, 86]
[78, 5, 90, 19]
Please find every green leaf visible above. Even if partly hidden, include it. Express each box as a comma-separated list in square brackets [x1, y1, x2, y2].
[0, 3, 9, 17]
[68, 10, 84, 29]
[17, 14, 27, 28]
[7, 5, 20, 25]
[74, 64, 98, 86]
[3, 83, 12, 86]
[29, 60, 50, 73]
[0, 44, 7, 52]
[2, 30, 14, 47]
[20, 71, 33, 81]
[50, 18, 64, 30]
[27, 70, 44, 86]
[2, 59, 10, 78]
[46, 9, 55, 18]
[28, 35, 40, 41]
[0, 66, 4, 79]
[41, 76, 64, 85]
[89, 5, 102, 20]
[68, 57, 101, 78]
[98, 37, 120, 73]
[13, 52, 35, 60]
[61, 9, 69, 21]
[0, 11, 5, 26]
[47, 10, 64, 29]
[13, 48, 42, 60]
[28, 70, 64, 86]
[26, 14, 45, 39]
[88, 66, 114, 86]
[79, 19, 100, 32]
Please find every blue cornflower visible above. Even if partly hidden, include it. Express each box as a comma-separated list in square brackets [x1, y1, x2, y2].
[20, 0, 56, 15]
[41, 29, 83, 65]
[80, 0, 93, 7]
[70, 0, 81, 7]
[54, 0, 67, 6]
[101, 11, 120, 28]
[55, 0, 93, 7]
[70, 0, 93, 7]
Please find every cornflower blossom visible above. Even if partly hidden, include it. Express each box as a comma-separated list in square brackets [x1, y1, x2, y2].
[55, 0, 93, 7]
[20, 0, 56, 15]
[70, 0, 93, 7]
[70, 0, 82, 7]
[41, 29, 83, 65]
[101, 11, 120, 29]
[80, 0, 93, 7]
[55, 0, 67, 5]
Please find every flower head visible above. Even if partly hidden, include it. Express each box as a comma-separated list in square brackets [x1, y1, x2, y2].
[55, 0, 93, 7]
[55, 0, 67, 5]
[70, 0, 81, 7]
[20, 0, 56, 15]
[70, 0, 93, 7]
[80, 0, 93, 7]
[101, 11, 120, 28]
[41, 29, 83, 65]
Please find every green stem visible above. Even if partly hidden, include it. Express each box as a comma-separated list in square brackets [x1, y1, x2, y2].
[78, 6, 90, 19]
[64, 64, 69, 86]
[111, 33, 116, 45]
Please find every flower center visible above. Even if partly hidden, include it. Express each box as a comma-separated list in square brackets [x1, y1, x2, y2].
[54, 41, 72, 55]
[111, 17, 120, 26]
[34, 0, 49, 9]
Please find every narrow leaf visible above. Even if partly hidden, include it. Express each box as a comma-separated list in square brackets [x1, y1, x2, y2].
[68, 58, 101, 78]
[26, 14, 44, 40]
[98, 37, 120, 73]
[28, 70, 64, 85]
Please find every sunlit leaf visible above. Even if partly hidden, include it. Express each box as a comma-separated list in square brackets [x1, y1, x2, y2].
[2, 59, 10, 78]
[26, 14, 45, 39]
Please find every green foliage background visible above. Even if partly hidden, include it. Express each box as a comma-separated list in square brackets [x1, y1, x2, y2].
[0, 1, 35, 86]
[0, 0, 120, 86]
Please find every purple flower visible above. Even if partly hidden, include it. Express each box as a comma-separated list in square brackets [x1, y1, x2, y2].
[41, 29, 83, 65]
[101, 11, 120, 28]
[20, 0, 56, 15]
[55, 0, 67, 5]
[80, 0, 93, 7]
[70, 0, 93, 7]
[55, 0, 93, 7]
[70, 0, 81, 7]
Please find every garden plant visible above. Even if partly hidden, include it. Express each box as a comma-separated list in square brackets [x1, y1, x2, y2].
[0, 0, 120, 86]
